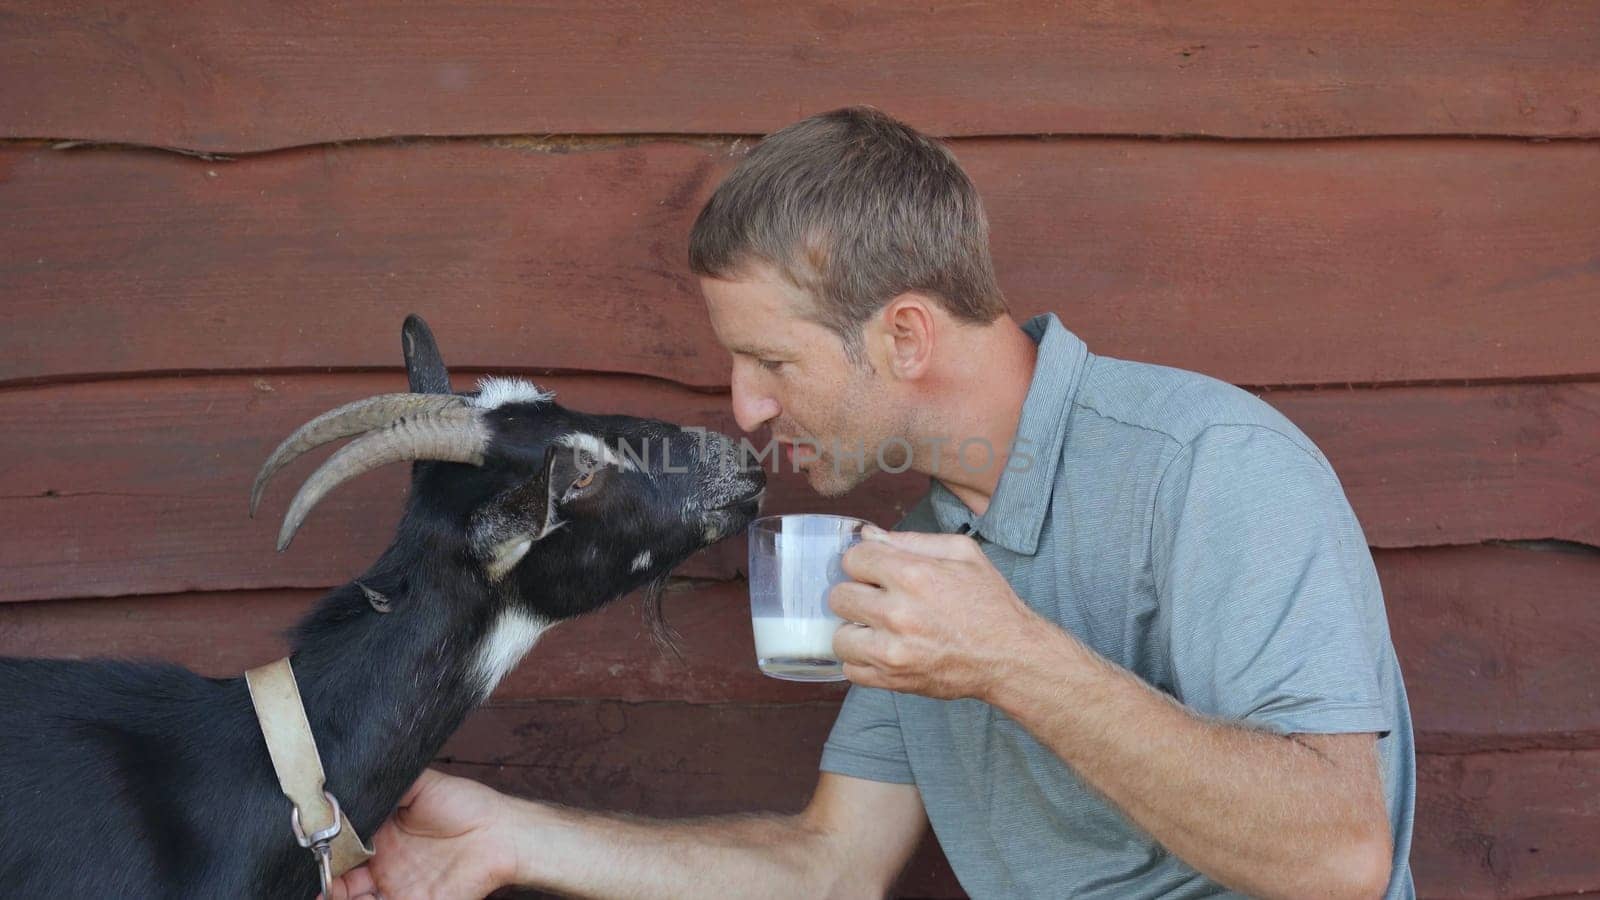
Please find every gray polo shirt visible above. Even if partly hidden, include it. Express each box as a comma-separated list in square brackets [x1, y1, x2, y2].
[819, 313, 1416, 899]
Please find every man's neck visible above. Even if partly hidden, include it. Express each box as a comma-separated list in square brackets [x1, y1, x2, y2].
[912, 316, 1039, 518]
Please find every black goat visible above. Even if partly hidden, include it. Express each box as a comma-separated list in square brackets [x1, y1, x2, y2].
[0, 316, 765, 897]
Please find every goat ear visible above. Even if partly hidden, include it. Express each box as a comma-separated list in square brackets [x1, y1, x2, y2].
[470, 446, 561, 581]
[402, 314, 453, 395]
[403, 314, 454, 489]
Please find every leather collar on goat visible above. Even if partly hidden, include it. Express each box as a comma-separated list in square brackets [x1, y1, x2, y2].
[245, 658, 374, 890]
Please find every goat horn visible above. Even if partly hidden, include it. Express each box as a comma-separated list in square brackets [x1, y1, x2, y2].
[275, 405, 490, 551]
[250, 393, 471, 516]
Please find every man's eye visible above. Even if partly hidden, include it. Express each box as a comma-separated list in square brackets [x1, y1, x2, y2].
[758, 359, 785, 372]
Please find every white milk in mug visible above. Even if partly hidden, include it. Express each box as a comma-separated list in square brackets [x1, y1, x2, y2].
[746, 514, 866, 682]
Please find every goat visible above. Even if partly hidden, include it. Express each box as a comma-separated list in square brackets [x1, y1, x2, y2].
[0, 315, 766, 897]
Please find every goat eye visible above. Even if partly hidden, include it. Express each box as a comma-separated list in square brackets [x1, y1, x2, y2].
[572, 470, 596, 490]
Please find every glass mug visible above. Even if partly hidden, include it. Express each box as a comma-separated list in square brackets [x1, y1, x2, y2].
[746, 514, 868, 682]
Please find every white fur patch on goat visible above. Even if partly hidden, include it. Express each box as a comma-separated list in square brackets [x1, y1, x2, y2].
[555, 431, 638, 472]
[474, 376, 554, 410]
[474, 609, 549, 698]
[630, 550, 652, 572]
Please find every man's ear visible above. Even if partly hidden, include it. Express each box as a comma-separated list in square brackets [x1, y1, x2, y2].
[879, 294, 937, 380]
[469, 445, 561, 581]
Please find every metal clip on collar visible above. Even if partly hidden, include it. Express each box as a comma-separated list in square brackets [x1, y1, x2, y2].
[292, 789, 345, 895]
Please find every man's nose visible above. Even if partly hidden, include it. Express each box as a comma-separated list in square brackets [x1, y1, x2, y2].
[730, 368, 780, 433]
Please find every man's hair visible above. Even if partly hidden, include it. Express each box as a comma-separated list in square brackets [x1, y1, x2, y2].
[688, 106, 1008, 362]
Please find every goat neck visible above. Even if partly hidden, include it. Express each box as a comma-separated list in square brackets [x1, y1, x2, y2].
[278, 512, 529, 839]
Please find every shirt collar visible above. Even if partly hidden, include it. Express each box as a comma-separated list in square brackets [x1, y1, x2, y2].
[927, 312, 1089, 555]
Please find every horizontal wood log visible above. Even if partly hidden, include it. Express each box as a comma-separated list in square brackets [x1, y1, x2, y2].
[3, 547, 1596, 752]
[1385, 545, 1600, 753]
[1267, 383, 1600, 554]
[0, 372, 927, 602]
[4, 139, 1599, 388]
[0, 582, 850, 705]
[2, 373, 1595, 603]
[2, 2, 1596, 151]
[440, 702, 1600, 898]
[1415, 749, 1600, 899]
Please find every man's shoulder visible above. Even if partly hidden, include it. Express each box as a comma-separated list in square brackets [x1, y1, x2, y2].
[1076, 354, 1315, 453]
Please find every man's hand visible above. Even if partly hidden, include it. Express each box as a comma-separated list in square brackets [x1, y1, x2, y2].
[829, 525, 1048, 700]
[324, 769, 517, 900]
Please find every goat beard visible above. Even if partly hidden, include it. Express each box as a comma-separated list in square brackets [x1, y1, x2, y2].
[639, 575, 685, 663]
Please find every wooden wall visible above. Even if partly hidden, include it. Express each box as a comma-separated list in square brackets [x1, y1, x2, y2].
[2, 3, 1597, 897]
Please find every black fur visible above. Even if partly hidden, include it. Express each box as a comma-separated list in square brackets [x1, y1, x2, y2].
[0, 317, 764, 897]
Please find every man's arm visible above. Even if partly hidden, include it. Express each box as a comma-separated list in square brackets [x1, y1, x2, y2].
[831, 527, 1393, 900]
[328, 769, 927, 900]
[508, 771, 926, 899]
[989, 617, 1393, 900]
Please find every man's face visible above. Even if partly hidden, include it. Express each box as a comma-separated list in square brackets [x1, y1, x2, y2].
[701, 267, 905, 497]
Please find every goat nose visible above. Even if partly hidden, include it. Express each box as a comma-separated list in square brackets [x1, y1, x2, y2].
[737, 442, 766, 475]
[732, 438, 758, 470]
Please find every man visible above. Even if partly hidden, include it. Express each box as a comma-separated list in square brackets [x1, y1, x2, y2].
[331, 107, 1415, 899]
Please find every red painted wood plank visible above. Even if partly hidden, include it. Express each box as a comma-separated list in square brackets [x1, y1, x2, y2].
[2, 374, 1596, 603]
[1384, 546, 1600, 753]
[2, 2, 1596, 151]
[0, 372, 927, 602]
[1415, 750, 1600, 898]
[444, 703, 1600, 898]
[3, 139, 1598, 388]
[0, 588, 323, 679]
[1268, 383, 1600, 551]
[3, 547, 1596, 751]
[0, 582, 850, 704]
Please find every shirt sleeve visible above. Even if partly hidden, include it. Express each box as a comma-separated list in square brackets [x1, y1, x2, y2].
[819, 684, 916, 784]
[1152, 424, 1392, 736]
